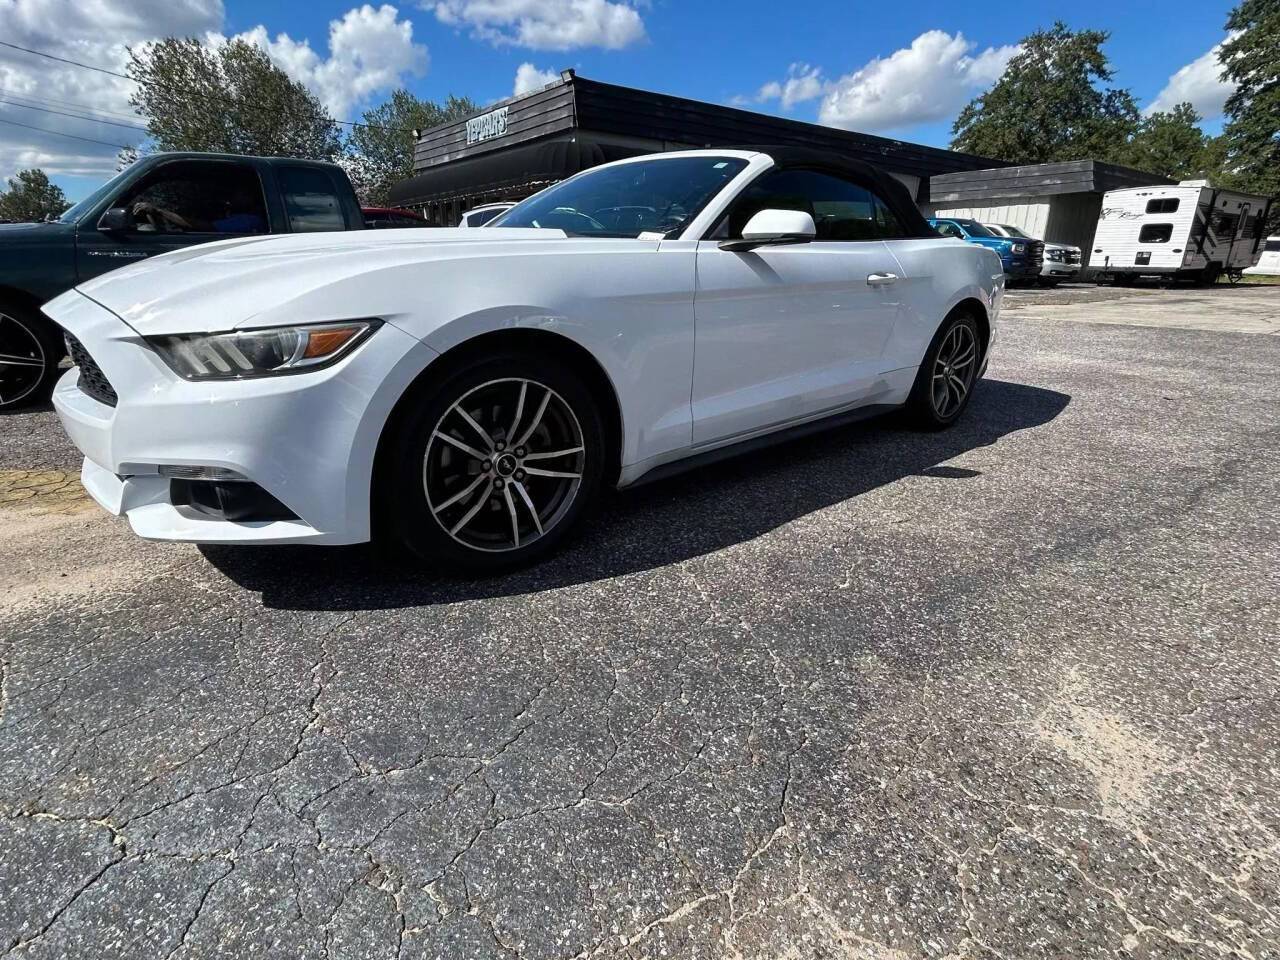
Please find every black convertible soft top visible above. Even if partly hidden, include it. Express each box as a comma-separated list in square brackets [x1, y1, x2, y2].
[733, 145, 937, 239]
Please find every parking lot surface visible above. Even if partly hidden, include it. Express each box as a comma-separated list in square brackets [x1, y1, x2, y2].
[1, 284, 1278, 959]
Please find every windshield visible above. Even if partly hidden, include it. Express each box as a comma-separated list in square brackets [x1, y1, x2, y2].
[494, 155, 749, 238]
[997, 224, 1030, 239]
[959, 220, 996, 238]
[58, 168, 132, 223]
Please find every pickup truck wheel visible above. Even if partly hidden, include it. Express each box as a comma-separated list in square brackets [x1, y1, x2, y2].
[384, 353, 605, 572]
[907, 311, 980, 431]
[0, 301, 63, 409]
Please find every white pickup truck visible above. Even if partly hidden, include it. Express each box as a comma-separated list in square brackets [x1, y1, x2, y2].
[985, 224, 1081, 285]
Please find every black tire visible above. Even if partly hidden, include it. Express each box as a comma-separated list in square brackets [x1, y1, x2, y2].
[906, 311, 982, 431]
[0, 299, 64, 409]
[382, 352, 606, 573]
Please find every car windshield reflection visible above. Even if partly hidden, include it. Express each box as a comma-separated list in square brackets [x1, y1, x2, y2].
[495, 155, 749, 238]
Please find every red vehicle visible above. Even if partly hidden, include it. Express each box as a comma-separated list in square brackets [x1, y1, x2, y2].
[361, 207, 437, 229]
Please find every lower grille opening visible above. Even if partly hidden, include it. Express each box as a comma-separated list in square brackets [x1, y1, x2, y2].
[63, 333, 118, 407]
[170, 479, 298, 523]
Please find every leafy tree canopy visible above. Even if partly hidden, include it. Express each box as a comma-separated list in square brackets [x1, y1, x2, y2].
[1120, 103, 1213, 181]
[345, 89, 478, 205]
[951, 23, 1139, 164]
[127, 38, 342, 160]
[0, 168, 70, 222]
[1218, 0, 1280, 229]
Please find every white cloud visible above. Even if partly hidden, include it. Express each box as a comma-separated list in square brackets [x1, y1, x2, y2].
[229, 4, 427, 119]
[427, 0, 645, 50]
[1146, 37, 1237, 118]
[757, 63, 826, 110]
[0, 0, 224, 180]
[816, 30, 1019, 133]
[513, 63, 559, 96]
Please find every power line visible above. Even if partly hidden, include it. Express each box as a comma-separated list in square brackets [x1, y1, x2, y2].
[0, 116, 129, 149]
[0, 38, 411, 132]
[0, 40, 131, 81]
[5, 89, 144, 123]
[0, 96, 149, 132]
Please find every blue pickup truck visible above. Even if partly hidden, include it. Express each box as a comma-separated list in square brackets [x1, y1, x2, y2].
[0, 152, 364, 408]
[929, 217, 1044, 285]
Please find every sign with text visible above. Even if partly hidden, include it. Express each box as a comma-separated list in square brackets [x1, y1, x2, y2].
[466, 107, 510, 146]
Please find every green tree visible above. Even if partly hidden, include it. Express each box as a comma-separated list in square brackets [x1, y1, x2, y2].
[0, 168, 69, 222]
[1121, 103, 1212, 180]
[1218, 0, 1280, 230]
[951, 23, 1139, 163]
[344, 89, 478, 205]
[127, 38, 342, 160]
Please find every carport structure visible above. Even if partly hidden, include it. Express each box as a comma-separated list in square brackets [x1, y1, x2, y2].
[925, 159, 1174, 271]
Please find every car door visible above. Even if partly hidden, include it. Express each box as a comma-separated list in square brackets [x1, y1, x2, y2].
[692, 167, 907, 445]
[75, 158, 270, 283]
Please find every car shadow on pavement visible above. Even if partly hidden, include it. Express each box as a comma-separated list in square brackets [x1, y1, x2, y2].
[202, 378, 1069, 610]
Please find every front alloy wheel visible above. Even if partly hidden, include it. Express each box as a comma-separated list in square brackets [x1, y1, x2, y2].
[425, 378, 586, 553]
[386, 354, 605, 571]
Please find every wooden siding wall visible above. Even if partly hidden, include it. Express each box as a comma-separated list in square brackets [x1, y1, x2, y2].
[931, 160, 1173, 204]
[413, 82, 576, 169]
[409, 76, 1003, 202]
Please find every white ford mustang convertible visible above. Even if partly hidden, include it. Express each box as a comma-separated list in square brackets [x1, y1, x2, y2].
[47, 147, 1003, 572]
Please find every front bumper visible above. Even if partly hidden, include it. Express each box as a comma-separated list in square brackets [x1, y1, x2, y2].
[1002, 258, 1042, 280]
[48, 290, 435, 545]
[1041, 260, 1080, 279]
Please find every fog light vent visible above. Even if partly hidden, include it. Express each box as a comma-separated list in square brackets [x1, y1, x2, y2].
[158, 465, 247, 482]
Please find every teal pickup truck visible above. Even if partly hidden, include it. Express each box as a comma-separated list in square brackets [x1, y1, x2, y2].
[0, 152, 364, 408]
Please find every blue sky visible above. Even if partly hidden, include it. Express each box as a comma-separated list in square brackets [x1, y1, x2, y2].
[0, 0, 1241, 201]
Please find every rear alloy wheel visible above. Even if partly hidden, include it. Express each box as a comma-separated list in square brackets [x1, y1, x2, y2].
[386, 355, 605, 571]
[908, 312, 981, 430]
[0, 304, 62, 408]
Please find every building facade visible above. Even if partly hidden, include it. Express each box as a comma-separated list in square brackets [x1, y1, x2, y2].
[388, 71, 1006, 225]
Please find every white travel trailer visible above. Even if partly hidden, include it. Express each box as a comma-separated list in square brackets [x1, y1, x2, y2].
[1244, 236, 1280, 276]
[1091, 181, 1272, 283]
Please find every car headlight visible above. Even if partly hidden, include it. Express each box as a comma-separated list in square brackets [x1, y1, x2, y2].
[1011, 243, 1027, 254]
[148, 320, 381, 381]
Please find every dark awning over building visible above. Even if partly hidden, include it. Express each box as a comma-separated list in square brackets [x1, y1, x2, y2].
[929, 159, 1173, 204]
[389, 135, 642, 207]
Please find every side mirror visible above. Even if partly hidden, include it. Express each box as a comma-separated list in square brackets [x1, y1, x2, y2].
[97, 207, 133, 232]
[719, 209, 817, 251]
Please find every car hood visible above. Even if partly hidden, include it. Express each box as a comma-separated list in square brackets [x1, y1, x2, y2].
[966, 237, 1011, 251]
[69, 227, 606, 335]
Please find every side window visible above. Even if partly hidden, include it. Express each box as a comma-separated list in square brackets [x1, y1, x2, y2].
[934, 221, 965, 239]
[1139, 223, 1173, 243]
[119, 161, 268, 235]
[279, 167, 346, 232]
[1210, 208, 1239, 238]
[872, 195, 906, 239]
[724, 169, 900, 242]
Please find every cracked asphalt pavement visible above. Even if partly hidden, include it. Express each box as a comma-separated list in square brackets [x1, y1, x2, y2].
[1, 284, 1278, 959]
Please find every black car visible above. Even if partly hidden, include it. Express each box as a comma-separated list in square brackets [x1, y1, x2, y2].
[0, 152, 364, 408]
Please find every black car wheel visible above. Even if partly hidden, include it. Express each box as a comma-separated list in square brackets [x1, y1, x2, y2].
[907, 311, 981, 430]
[383, 352, 606, 572]
[0, 301, 63, 409]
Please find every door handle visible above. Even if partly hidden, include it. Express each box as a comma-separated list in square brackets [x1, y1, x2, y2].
[866, 272, 898, 286]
